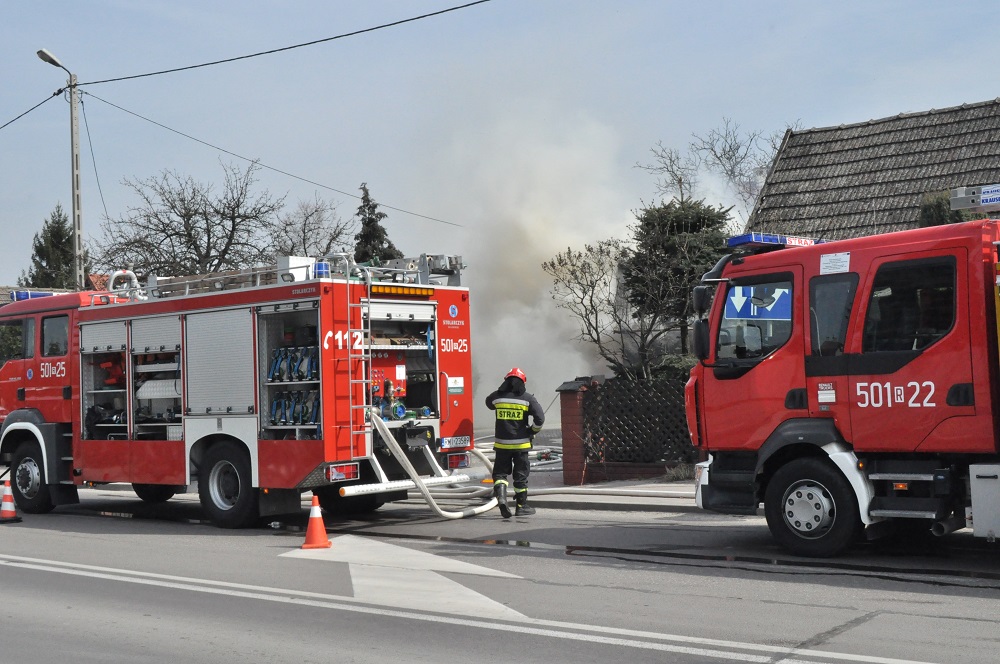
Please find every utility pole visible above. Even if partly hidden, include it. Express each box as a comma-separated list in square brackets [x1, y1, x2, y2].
[37, 48, 85, 290]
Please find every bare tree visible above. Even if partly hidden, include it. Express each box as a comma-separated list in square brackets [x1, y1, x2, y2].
[544, 239, 634, 377]
[92, 161, 285, 278]
[544, 200, 729, 379]
[544, 238, 680, 379]
[691, 117, 766, 215]
[641, 118, 800, 224]
[272, 194, 355, 257]
[636, 142, 700, 203]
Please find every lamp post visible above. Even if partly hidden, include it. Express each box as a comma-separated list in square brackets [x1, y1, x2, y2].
[37, 48, 85, 290]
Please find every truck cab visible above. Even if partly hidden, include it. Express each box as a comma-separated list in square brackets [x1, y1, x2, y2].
[0, 291, 91, 511]
[686, 221, 1000, 556]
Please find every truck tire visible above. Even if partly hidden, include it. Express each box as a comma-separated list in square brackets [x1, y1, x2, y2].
[11, 440, 55, 514]
[764, 457, 861, 558]
[198, 441, 258, 528]
[132, 483, 177, 503]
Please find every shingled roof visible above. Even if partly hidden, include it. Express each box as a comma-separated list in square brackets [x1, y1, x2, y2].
[746, 98, 1000, 239]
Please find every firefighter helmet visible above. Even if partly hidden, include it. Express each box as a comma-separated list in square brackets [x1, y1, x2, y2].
[505, 367, 527, 383]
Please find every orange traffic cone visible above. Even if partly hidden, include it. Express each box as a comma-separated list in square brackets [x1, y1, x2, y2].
[0, 481, 22, 524]
[301, 494, 331, 549]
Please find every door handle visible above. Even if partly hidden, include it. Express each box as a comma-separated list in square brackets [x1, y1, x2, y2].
[439, 371, 451, 423]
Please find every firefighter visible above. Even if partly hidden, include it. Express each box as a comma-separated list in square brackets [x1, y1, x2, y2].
[486, 367, 544, 518]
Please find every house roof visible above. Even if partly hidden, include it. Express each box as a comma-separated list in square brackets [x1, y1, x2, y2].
[746, 98, 1000, 239]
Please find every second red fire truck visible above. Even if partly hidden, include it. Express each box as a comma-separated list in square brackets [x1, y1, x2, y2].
[0, 253, 476, 528]
[687, 218, 1000, 556]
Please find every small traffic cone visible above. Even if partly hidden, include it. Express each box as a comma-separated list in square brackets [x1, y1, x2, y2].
[0, 481, 22, 524]
[301, 494, 331, 549]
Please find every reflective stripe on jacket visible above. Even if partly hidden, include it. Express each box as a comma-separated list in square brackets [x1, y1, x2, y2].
[485, 389, 544, 449]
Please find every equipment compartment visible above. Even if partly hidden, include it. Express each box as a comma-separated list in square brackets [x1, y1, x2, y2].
[257, 304, 321, 439]
[82, 351, 127, 440]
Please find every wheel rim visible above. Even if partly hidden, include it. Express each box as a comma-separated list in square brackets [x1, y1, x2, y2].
[15, 456, 41, 500]
[208, 460, 241, 511]
[781, 480, 834, 539]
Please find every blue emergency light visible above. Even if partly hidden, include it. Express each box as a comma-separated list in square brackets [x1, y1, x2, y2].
[10, 290, 56, 302]
[727, 232, 825, 249]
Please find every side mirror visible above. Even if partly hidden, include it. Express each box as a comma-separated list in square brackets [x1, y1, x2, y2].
[692, 285, 712, 317]
[693, 319, 710, 360]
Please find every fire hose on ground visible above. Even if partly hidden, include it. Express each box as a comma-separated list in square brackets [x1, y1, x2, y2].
[369, 413, 498, 519]
[367, 420, 693, 515]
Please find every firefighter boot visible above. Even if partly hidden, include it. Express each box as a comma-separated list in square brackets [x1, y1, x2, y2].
[515, 490, 536, 516]
[494, 482, 512, 519]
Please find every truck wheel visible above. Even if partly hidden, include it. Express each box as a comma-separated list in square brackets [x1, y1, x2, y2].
[764, 458, 861, 558]
[11, 441, 55, 514]
[132, 483, 177, 503]
[198, 442, 258, 528]
[315, 486, 383, 516]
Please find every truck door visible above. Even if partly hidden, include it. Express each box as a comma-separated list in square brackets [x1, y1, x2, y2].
[701, 268, 804, 449]
[804, 272, 860, 442]
[847, 251, 977, 453]
[0, 317, 34, 420]
[30, 313, 74, 423]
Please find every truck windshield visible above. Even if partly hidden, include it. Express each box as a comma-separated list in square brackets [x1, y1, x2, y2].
[717, 277, 793, 360]
[0, 318, 33, 367]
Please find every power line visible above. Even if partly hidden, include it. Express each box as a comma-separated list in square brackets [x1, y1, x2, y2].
[0, 91, 61, 131]
[81, 91, 463, 227]
[79, 96, 110, 219]
[78, 0, 492, 87]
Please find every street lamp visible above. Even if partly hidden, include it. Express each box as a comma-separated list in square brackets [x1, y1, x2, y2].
[37, 48, 85, 290]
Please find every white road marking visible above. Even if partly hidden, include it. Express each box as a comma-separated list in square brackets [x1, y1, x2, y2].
[350, 564, 524, 620]
[0, 553, 938, 664]
[282, 533, 524, 619]
[281, 533, 519, 577]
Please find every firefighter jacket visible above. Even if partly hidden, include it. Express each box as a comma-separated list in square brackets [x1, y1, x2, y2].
[485, 387, 545, 450]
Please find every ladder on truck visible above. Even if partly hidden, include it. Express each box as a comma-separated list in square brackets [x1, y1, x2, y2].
[342, 257, 439, 482]
[339, 255, 466, 487]
[345, 269, 375, 470]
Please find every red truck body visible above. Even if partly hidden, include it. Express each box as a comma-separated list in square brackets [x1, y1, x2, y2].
[0, 255, 475, 527]
[686, 220, 1000, 555]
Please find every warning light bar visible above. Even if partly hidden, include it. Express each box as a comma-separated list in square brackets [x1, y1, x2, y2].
[10, 290, 57, 302]
[727, 232, 826, 250]
[370, 284, 434, 297]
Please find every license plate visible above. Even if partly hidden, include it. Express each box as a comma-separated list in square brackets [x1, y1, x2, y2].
[440, 435, 471, 449]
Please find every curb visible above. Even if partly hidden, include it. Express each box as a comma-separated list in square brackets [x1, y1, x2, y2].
[528, 496, 699, 513]
[83, 483, 701, 514]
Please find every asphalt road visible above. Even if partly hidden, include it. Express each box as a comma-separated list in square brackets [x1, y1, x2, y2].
[2, 486, 1000, 663]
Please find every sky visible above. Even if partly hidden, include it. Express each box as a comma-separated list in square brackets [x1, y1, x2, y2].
[3, 0, 999, 425]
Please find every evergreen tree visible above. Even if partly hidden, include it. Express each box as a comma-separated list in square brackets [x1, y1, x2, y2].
[623, 198, 730, 357]
[918, 190, 976, 227]
[19, 203, 79, 289]
[353, 183, 403, 263]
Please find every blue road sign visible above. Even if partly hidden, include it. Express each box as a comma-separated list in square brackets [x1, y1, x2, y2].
[724, 286, 791, 321]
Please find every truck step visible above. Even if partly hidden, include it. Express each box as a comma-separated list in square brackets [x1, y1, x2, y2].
[868, 473, 935, 482]
[870, 509, 938, 519]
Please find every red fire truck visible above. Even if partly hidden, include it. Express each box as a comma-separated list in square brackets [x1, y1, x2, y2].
[686, 218, 1000, 556]
[0, 254, 476, 528]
